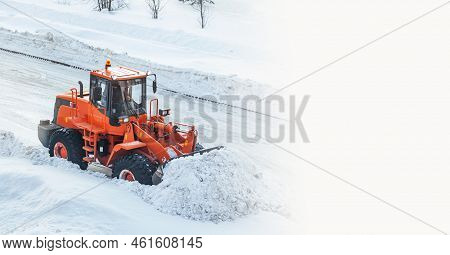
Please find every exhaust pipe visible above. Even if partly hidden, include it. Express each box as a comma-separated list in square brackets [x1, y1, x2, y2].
[78, 81, 84, 98]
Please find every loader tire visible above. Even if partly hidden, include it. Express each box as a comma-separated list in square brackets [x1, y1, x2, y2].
[49, 128, 87, 170]
[194, 143, 204, 152]
[112, 153, 157, 185]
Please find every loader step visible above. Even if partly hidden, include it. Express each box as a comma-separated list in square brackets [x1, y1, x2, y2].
[83, 136, 95, 143]
[83, 157, 95, 163]
[82, 146, 94, 152]
[74, 122, 104, 133]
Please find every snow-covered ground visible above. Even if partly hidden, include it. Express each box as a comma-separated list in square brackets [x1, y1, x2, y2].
[0, 30, 294, 234]
[1, 0, 450, 234]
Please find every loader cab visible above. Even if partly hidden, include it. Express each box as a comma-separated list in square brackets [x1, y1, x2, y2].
[89, 60, 155, 126]
[110, 78, 146, 118]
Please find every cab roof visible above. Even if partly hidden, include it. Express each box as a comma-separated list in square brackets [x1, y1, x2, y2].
[90, 65, 148, 81]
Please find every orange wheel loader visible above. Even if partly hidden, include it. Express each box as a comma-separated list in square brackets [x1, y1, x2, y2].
[38, 60, 222, 185]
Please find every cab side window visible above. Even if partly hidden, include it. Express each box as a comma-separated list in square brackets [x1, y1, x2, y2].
[90, 77, 109, 109]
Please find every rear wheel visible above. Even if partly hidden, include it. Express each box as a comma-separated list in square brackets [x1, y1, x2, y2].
[49, 128, 87, 170]
[112, 153, 158, 185]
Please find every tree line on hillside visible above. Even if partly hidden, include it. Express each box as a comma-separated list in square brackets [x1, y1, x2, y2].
[94, 0, 214, 29]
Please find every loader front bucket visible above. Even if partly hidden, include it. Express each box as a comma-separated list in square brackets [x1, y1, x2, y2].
[174, 145, 225, 160]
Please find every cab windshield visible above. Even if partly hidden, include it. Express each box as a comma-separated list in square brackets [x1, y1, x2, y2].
[111, 78, 145, 117]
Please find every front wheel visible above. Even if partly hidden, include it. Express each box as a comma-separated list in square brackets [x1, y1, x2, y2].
[112, 153, 158, 185]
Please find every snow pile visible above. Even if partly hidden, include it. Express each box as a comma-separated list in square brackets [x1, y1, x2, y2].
[121, 148, 283, 222]
[0, 131, 82, 171]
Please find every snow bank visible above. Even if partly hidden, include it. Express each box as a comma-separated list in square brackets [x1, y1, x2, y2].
[119, 148, 283, 222]
[0, 131, 70, 167]
[0, 27, 267, 99]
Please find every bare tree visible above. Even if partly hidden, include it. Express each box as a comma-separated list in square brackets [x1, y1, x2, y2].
[180, 0, 214, 29]
[95, 0, 128, 12]
[145, 0, 165, 19]
[96, 0, 110, 11]
[196, 0, 213, 29]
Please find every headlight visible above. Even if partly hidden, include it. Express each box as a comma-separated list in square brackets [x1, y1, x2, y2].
[119, 117, 129, 123]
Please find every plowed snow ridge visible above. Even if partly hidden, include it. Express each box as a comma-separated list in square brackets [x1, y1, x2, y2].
[0, 131, 81, 171]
